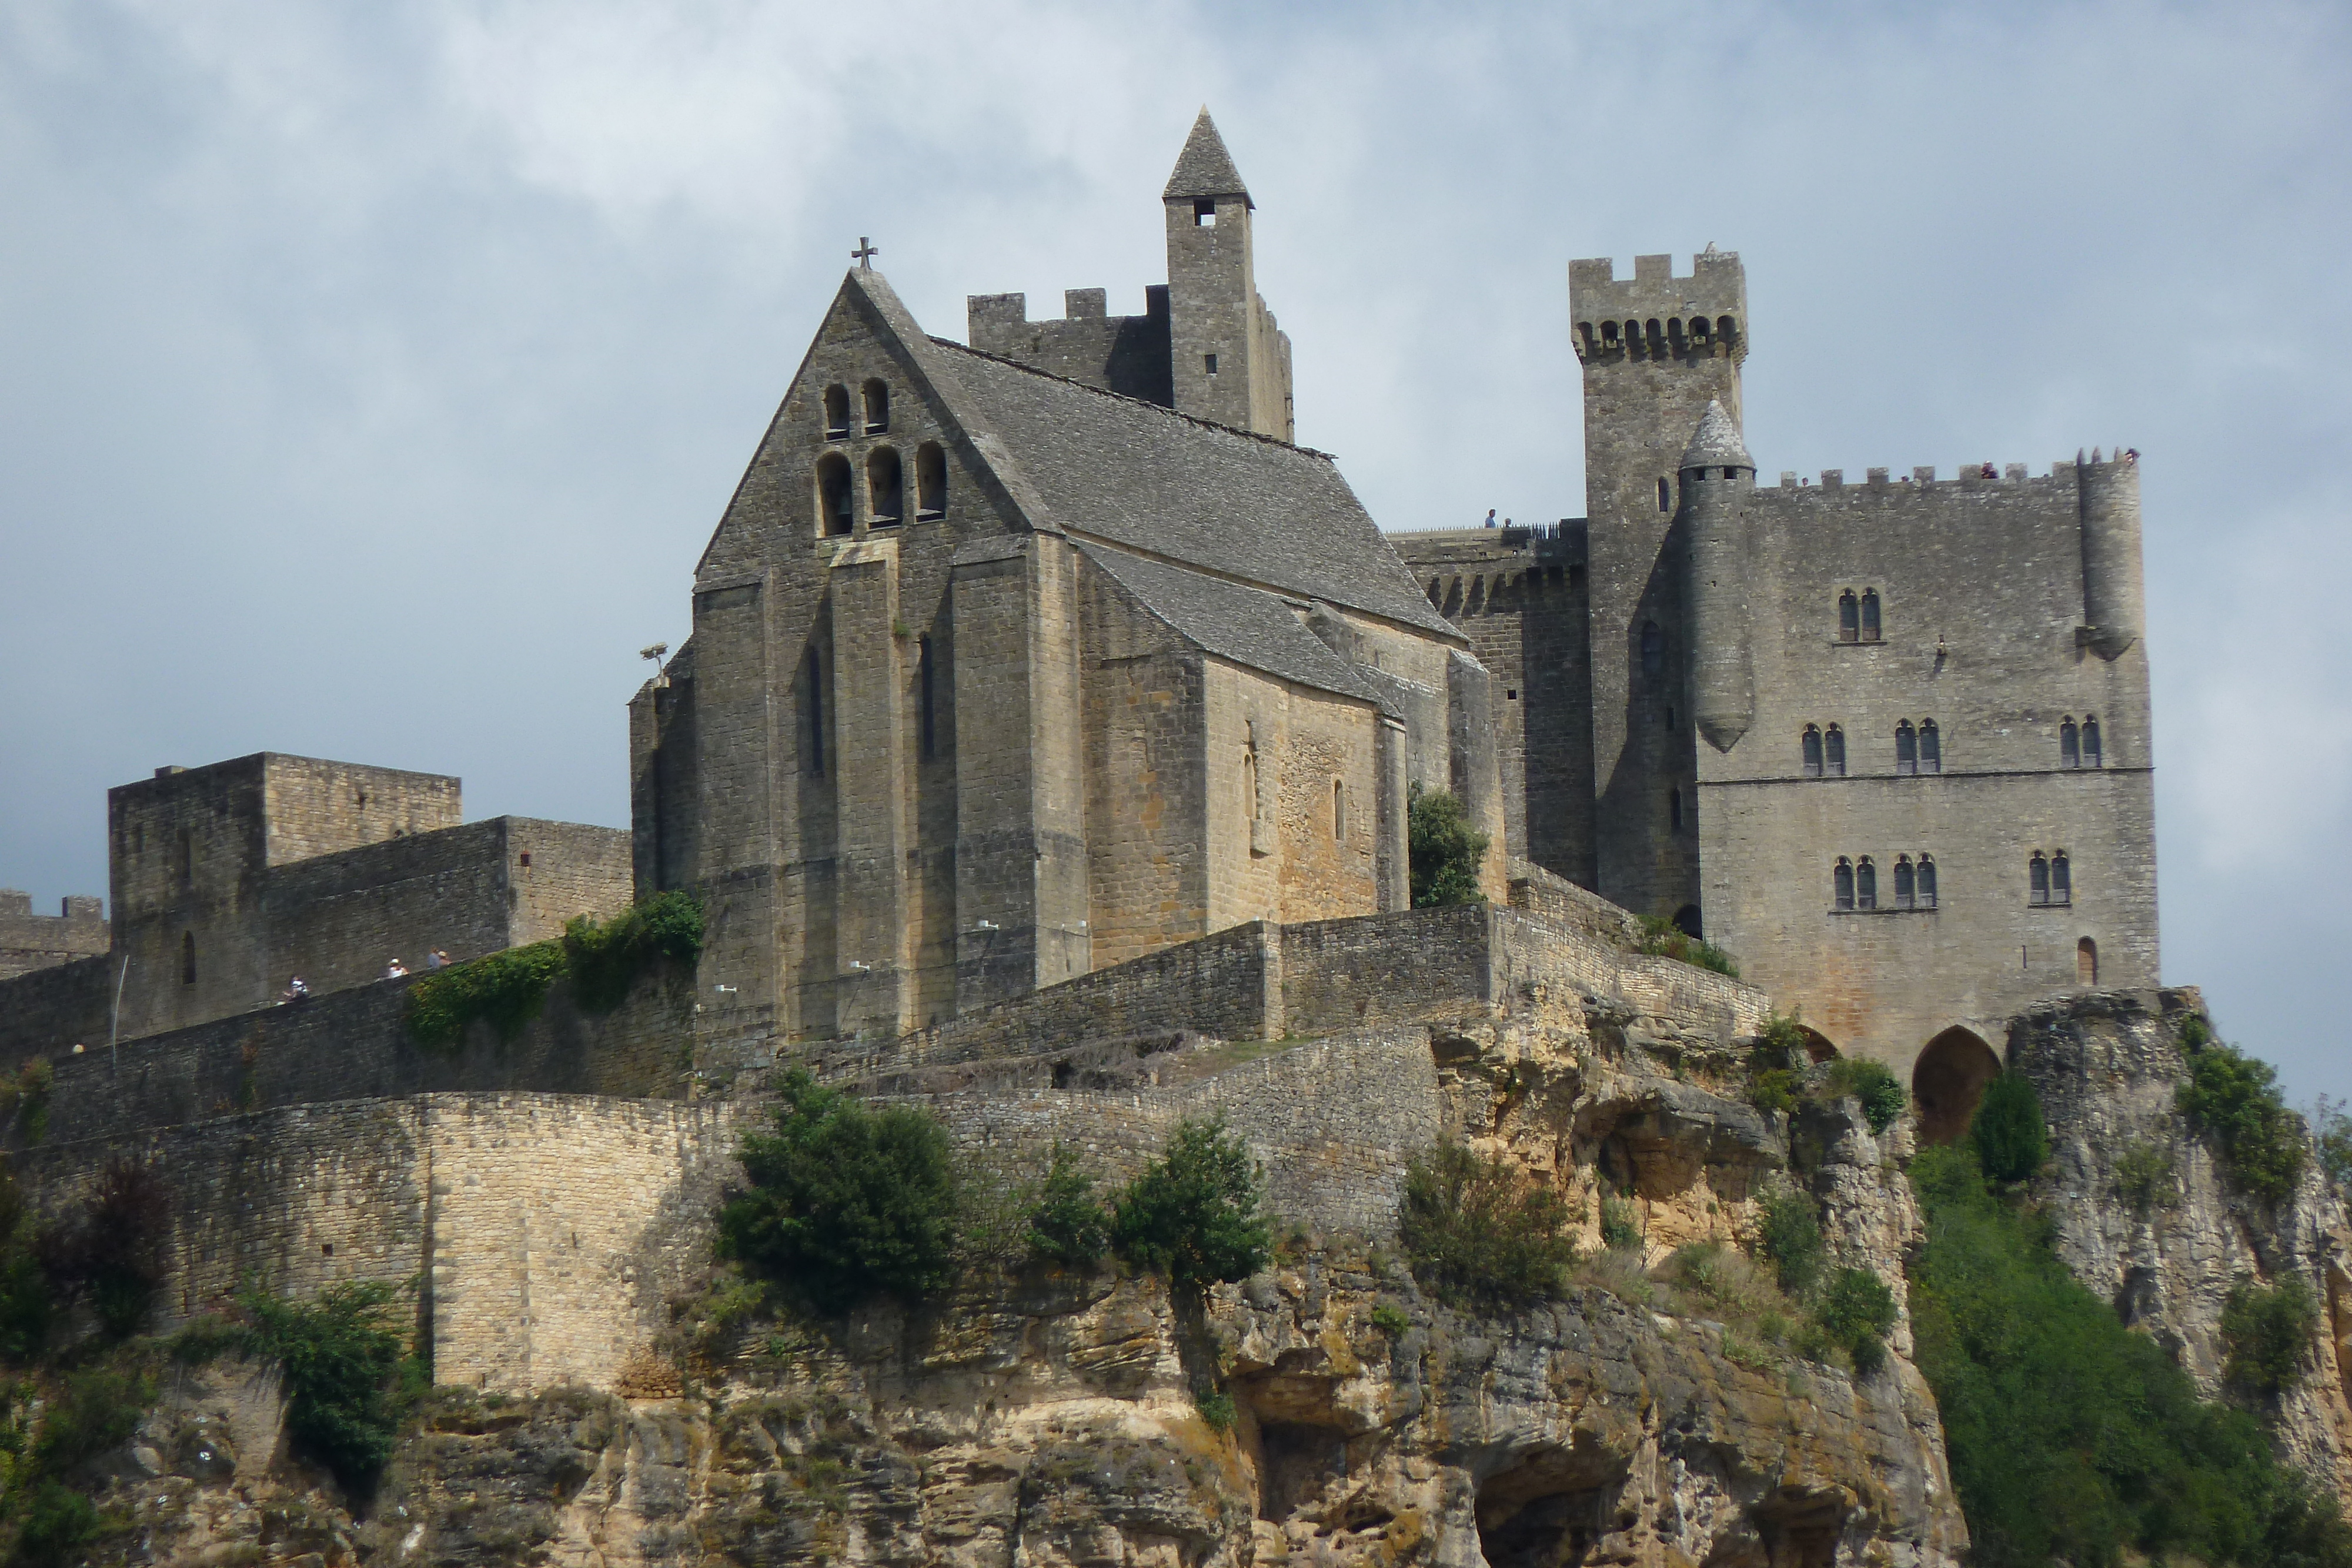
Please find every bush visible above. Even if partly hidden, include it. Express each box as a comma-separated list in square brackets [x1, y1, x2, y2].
[1408, 786, 1488, 908]
[1756, 1187, 1823, 1297]
[2221, 1278, 2318, 1399]
[242, 1281, 409, 1487]
[563, 891, 705, 1011]
[1970, 1075, 2049, 1185]
[1816, 1267, 1899, 1375]
[1024, 1144, 1110, 1266]
[14, 1480, 99, 1567]
[1369, 1303, 1411, 1336]
[403, 940, 567, 1049]
[1, 1062, 55, 1145]
[2315, 1096, 2352, 1188]
[37, 1161, 168, 1339]
[1907, 1140, 2352, 1568]
[2114, 1139, 2177, 1213]
[1822, 1059, 1906, 1135]
[2177, 1037, 2305, 1203]
[34, 1359, 154, 1472]
[1634, 915, 1739, 978]
[1397, 1141, 1579, 1308]
[1598, 1197, 1641, 1252]
[1110, 1120, 1270, 1292]
[1748, 1068, 1800, 1118]
[718, 1071, 960, 1313]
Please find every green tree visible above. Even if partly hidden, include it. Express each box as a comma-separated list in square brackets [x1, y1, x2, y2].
[1823, 1059, 1907, 1135]
[1970, 1074, 2049, 1185]
[2221, 1278, 2317, 1399]
[1816, 1267, 1899, 1374]
[1408, 786, 1489, 908]
[1024, 1143, 1110, 1265]
[1110, 1121, 1270, 1292]
[1398, 1141, 1579, 1308]
[241, 1281, 409, 1487]
[718, 1071, 961, 1313]
[2177, 1038, 2306, 1204]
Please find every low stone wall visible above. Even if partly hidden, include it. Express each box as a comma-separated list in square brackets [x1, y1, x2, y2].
[4, 966, 695, 1151]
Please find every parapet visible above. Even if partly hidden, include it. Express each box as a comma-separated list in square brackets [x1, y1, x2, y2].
[0, 891, 109, 982]
[1769, 459, 2087, 493]
[1571, 249, 1748, 365]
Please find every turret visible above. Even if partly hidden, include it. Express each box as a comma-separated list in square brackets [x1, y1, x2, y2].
[1680, 401, 1755, 752]
[1162, 109, 1294, 439]
[2078, 447, 2144, 658]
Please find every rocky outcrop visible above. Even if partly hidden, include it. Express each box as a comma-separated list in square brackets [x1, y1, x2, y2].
[2010, 988, 2352, 1496]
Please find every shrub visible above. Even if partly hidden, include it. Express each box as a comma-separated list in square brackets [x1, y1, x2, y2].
[242, 1281, 410, 1487]
[2221, 1278, 2317, 1399]
[1109, 1120, 1271, 1292]
[34, 1359, 155, 1471]
[403, 940, 566, 1050]
[1396, 1141, 1579, 1308]
[2114, 1139, 2177, 1213]
[1407, 786, 1488, 908]
[1970, 1075, 2049, 1185]
[1822, 1059, 1906, 1134]
[1748, 1068, 1800, 1118]
[1634, 915, 1739, 978]
[1, 1061, 55, 1145]
[1756, 1188, 1823, 1297]
[14, 1480, 99, 1567]
[718, 1071, 960, 1313]
[1816, 1267, 1899, 1375]
[2315, 1096, 2352, 1188]
[1369, 1303, 1411, 1336]
[1907, 1139, 2352, 1568]
[2177, 1037, 2305, 1204]
[38, 1161, 169, 1339]
[1024, 1144, 1110, 1266]
[563, 891, 705, 1011]
[1192, 1382, 1236, 1431]
[1598, 1197, 1641, 1252]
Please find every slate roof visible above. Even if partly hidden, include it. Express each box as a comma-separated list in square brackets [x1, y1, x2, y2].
[1162, 108, 1253, 207]
[1075, 543, 1379, 705]
[920, 335, 1458, 638]
[1681, 399, 1752, 470]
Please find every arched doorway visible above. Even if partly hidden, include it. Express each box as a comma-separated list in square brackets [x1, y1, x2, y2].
[1795, 1024, 1839, 1064]
[1913, 1027, 2001, 1146]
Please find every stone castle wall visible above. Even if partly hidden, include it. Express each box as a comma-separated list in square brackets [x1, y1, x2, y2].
[0, 891, 107, 982]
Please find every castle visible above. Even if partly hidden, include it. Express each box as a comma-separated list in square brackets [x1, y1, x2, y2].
[1, 111, 2155, 1101]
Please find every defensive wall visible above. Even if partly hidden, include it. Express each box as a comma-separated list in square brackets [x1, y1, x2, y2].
[0, 892, 106, 982]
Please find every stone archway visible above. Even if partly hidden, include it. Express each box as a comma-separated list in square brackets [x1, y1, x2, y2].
[1913, 1027, 2001, 1146]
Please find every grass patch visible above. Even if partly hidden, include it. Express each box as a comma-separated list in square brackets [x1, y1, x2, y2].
[1397, 1141, 1578, 1308]
[405, 892, 703, 1051]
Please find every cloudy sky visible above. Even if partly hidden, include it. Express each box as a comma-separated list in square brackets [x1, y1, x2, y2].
[2, 2, 2345, 1093]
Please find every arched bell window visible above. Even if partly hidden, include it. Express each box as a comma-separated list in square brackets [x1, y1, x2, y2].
[867, 447, 904, 526]
[815, 453, 853, 537]
[822, 385, 851, 440]
[861, 379, 890, 434]
[916, 442, 947, 519]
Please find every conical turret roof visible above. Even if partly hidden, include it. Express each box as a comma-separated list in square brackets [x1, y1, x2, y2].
[1163, 108, 1253, 208]
[1681, 400, 1752, 471]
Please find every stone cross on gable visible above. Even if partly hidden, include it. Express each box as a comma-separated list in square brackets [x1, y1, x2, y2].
[853, 237, 878, 269]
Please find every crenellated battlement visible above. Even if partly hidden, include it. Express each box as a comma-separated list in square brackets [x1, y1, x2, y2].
[1570, 249, 1749, 365]
[1762, 449, 2137, 495]
[0, 890, 108, 982]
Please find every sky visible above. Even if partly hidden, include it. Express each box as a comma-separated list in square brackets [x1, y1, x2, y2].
[2, 1, 2346, 1095]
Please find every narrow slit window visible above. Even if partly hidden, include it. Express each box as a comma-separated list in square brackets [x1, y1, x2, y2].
[1669, 787, 1683, 830]
[822, 384, 850, 439]
[916, 442, 947, 519]
[805, 650, 826, 778]
[1860, 589, 1882, 642]
[1241, 746, 1259, 823]
[1825, 724, 1846, 777]
[1838, 591, 1859, 643]
[1658, 476, 1672, 512]
[1918, 854, 1938, 908]
[2029, 852, 2049, 905]
[861, 379, 889, 434]
[918, 636, 936, 759]
[2052, 851, 2072, 906]
[2083, 716, 2102, 767]
[1332, 780, 1347, 841]
[1856, 856, 1877, 910]
[180, 930, 196, 985]
[1802, 725, 1823, 778]
[1893, 855, 1916, 909]
[1920, 719, 1942, 773]
[1895, 720, 1917, 775]
[2060, 717, 2079, 769]
[1833, 858, 1855, 911]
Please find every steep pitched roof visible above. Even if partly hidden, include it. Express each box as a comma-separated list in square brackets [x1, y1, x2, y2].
[1077, 543, 1379, 704]
[921, 336, 1456, 637]
[1162, 108, 1253, 208]
[1681, 399, 1752, 470]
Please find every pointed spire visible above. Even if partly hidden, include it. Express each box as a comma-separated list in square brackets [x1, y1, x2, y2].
[1680, 400, 1752, 472]
[1163, 107, 1253, 208]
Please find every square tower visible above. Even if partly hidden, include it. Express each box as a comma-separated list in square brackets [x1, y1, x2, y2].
[1162, 110, 1294, 441]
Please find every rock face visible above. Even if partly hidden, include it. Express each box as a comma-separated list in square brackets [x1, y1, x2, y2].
[2010, 988, 2352, 1496]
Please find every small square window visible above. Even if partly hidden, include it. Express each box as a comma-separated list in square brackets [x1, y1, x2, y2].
[519, 851, 532, 868]
[1204, 353, 1218, 375]
[1506, 690, 1518, 701]
[1194, 198, 1217, 227]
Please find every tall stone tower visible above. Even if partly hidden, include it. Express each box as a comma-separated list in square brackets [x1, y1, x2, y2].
[1162, 109, 1294, 440]
[1569, 249, 1749, 924]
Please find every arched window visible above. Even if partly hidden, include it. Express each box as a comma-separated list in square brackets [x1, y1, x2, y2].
[1918, 854, 1938, 908]
[815, 453, 853, 537]
[2077, 937, 2099, 987]
[1601, 320, 1620, 346]
[1645, 319, 1663, 349]
[861, 379, 889, 434]
[2083, 716, 2102, 768]
[1718, 315, 1736, 343]
[2052, 851, 2072, 906]
[1893, 855, 1916, 909]
[1860, 589, 1882, 642]
[1856, 855, 1877, 910]
[2060, 717, 2079, 769]
[1920, 719, 1942, 774]
[1895, 720, 1917, 775]
[1825, 724, 1846, 777]
[1833, 858, 1855, 911]
[180, 930, 196, 985]
[1669, 787, 1683, 830]
[1689, 316, 1711, 347]
[867, 447, 904, 526]
[1838, 591, 1859, 643]
[1640, 621, 1663, 678]
[918, 636, 937, 759]
[1332, 780, 1347, 840]
[2029, 852, 2049, 905]
[916, 442, 947, 519]
[822, 384, 850, 439]
[1657, 476, 1672, 513]
[1802, 725, 1823, 778]
[804, 650, 826, 778]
